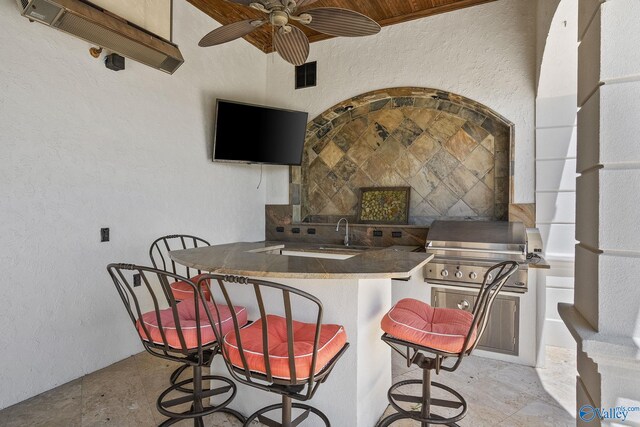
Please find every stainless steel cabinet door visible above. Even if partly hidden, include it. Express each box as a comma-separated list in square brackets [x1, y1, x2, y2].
[432, 287, 519, 356]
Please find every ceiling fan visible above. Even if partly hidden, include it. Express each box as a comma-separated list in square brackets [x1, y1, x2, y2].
[198, 0, 381, 66]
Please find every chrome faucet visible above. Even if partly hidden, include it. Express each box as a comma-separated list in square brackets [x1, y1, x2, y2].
[336, 218, 350, 247]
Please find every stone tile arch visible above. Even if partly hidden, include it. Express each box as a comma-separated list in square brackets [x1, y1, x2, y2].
[290, 87, 515, 225]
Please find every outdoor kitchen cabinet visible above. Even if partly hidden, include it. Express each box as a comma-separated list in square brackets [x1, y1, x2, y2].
[432, 287, 519, 356]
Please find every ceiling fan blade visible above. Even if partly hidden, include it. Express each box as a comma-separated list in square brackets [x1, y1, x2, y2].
[294, 0, 319, 9]
[303, 8, 381, 37]
[199, 19, 264, 47]
[223, 0, 255, 5]
[274, 25, 310, 66]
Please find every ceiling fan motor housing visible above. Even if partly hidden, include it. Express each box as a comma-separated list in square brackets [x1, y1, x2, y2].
[270, 10, 289, 27]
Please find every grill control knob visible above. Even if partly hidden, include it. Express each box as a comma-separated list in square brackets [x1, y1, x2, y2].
[457, 300, 470, 310]
[455, 271, 463, 278]
[469, 272, 478, 280]
[441, 270, 449, 277]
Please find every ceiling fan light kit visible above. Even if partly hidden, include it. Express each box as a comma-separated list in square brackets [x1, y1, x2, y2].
[199, 0, 381, 66]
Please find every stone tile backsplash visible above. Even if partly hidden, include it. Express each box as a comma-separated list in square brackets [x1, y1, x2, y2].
[291, 88, 515, 225]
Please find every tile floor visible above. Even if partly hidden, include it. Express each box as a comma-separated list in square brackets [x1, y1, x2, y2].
[0, 346, 576, 426]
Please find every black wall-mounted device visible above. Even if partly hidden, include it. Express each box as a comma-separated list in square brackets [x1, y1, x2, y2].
[105, 53, 125, 71]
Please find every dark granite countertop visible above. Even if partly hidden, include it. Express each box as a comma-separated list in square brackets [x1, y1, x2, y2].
[169, 241, 433, 280]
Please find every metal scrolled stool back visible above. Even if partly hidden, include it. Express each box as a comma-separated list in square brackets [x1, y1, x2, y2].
[376, 261, 520, 427]
[149, 234, 212, 388]
[149, 234, 211, 301]
[106, 263, 246, 426]
[197, 274, 350, 427]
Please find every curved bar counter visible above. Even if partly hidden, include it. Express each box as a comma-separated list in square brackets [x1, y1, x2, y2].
[168, 241, 432, 280]
[169, 241, 433, 427]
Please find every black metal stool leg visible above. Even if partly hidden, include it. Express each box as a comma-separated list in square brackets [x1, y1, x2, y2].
[193, 366, 204, 416]
[376, 366, 466, 427]
[157, 365, 247, 425]
[422, 367, 430, 427]
[244, 395, 329, 427]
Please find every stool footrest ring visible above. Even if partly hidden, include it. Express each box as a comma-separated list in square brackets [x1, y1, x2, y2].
[381, 378, 467, 425]
[157, 375, 237, 420]
[377, 411, 462, 427]
[245, 402, 329, 427]
[169, 364, 192, 393]
[159, 408, 246, 426]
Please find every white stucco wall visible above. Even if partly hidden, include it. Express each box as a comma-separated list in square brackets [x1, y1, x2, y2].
[0, 1, 267, 409]
[264, 0, 537, 205]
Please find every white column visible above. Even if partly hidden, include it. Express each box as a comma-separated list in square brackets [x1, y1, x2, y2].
[561, 0, 640, 425]
[535, 0, 579, 350]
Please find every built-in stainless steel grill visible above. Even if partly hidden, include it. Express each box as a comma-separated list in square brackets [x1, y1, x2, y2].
[425, 220, 529, 293]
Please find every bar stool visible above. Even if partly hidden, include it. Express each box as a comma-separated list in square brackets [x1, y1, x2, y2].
[149, 234, 212, 303]
[106, 264, 248, 426]
[150, 234, 213, 387]
[376, 261, 519, 427]
[198, 274, 350, 427]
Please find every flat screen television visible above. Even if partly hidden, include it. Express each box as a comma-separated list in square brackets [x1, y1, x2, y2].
[213, 99, 309, 166]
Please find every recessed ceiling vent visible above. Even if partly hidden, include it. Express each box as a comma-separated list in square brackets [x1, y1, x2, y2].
[295, 61, 317, 90]
[16, 0, 184, 74]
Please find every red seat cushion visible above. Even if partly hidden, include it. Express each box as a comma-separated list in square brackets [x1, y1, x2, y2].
[223, 315, 347, 380]
[136, 301, 247, 349]
[381, 298, 476, 354]
[170, 274, 211, 301]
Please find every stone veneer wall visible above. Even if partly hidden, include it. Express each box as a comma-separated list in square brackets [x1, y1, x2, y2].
[290, 88, 515, 225]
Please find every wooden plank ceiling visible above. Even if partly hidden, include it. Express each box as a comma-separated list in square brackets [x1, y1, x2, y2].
[187, 0, 497, 53]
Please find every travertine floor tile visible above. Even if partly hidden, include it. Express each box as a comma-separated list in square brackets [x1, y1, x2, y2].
[384, 346, 577, 426]
[497, 400, 575, 427]
[391, 351, 420, 377]
[0, 379, 82, 427]
[0, 347, 576, 427]
[81, 356, 156, 427]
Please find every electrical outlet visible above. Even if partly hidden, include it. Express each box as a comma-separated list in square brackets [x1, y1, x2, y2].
[101, 228, 110, 242]
[392, 231, 402, 238]
[133, 273, 141, 287]
[373, 230, 383, 237]
[292, 228, 301, 234]
[307, 228, 316, 235]
[276, 226, 285, 233]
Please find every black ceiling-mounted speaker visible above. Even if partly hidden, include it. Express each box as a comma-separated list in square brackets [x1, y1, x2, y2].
[105, 53, 125, 71]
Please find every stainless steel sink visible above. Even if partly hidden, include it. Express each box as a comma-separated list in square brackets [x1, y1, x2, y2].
[315, 245, 379, 252]
[280, 244, 381, 260]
